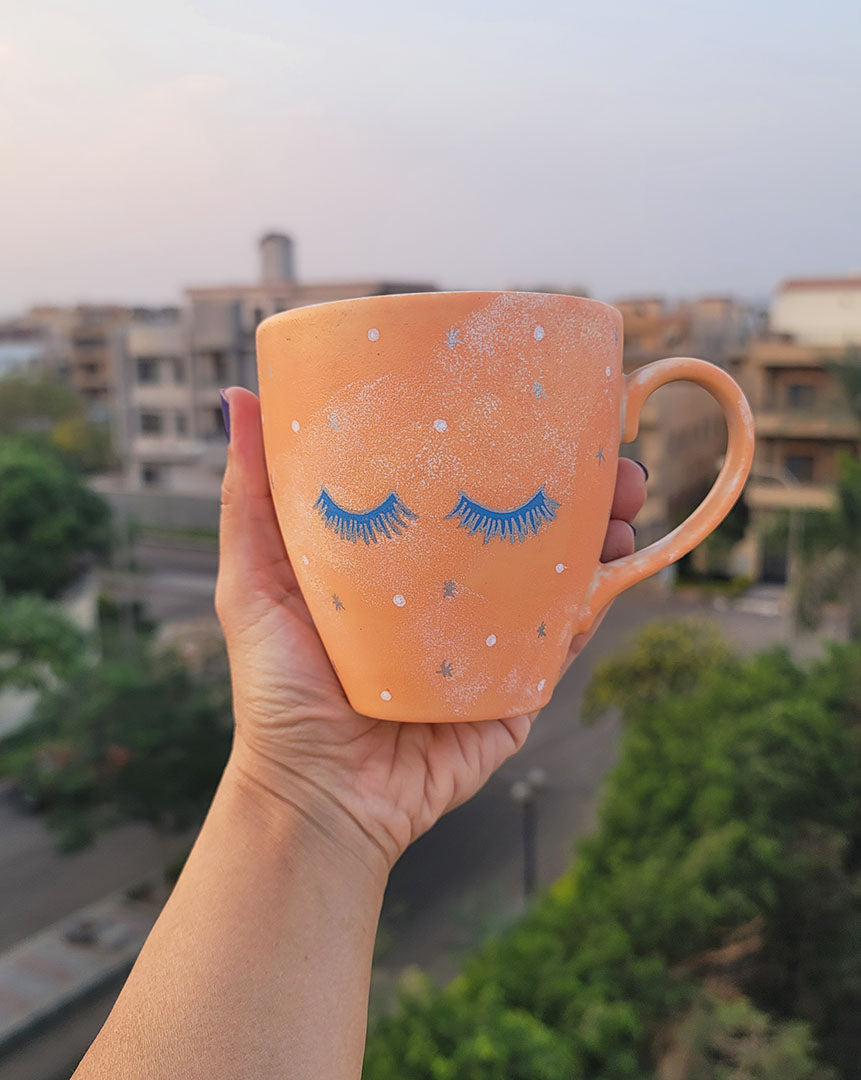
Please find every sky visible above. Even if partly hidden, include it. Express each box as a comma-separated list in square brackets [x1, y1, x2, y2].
[1, 0, 860, 314]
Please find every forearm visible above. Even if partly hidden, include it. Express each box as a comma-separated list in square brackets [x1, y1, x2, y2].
[73, 747, 388, 1080]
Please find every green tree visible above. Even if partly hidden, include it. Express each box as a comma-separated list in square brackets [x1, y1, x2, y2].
[365, 624, 860, 1078]
[5, 642, 231, 853]
[0, 373, 112, 471]
[0, 592, 87, 692]
[676, 994, 836, 1080]
[0, 438, 111, 596]
[795, 454, 861, 638]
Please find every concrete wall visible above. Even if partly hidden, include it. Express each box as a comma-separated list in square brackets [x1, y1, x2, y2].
[99, 488, 221, 533]
[771, 285, 861, 346]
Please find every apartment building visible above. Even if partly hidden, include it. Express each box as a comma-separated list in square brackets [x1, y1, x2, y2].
[613, 296, 754, 547]
[740, 277, 861, 577]
[114, 233, 436, 497]
[27, 305, 135, 419]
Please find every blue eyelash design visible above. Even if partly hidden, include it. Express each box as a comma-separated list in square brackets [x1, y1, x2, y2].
[445, 486, 560, 544]
[314, 488, 418, 544]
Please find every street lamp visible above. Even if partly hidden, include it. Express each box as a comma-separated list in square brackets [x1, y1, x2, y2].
[509, 767, 547, 901]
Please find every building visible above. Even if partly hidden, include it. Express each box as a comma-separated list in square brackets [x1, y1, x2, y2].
[114, 308, 202, 492]
[770, 276, 861, 346]
[613, 296, 754, 549]
[0, 319, 49, 378]
[27, 305, 135, 417]
[111, 233, 436, 502]
[739, 276, 861, 579]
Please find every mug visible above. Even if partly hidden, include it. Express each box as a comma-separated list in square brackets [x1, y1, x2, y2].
[256, 291, 753, 722]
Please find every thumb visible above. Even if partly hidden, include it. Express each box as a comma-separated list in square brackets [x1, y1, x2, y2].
[216, 387, 294, 613]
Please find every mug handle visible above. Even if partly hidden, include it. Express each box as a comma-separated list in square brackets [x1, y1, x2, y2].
[586, 356, 755, 616]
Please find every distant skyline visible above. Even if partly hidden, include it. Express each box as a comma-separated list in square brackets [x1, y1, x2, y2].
[2, 0, 860, 315]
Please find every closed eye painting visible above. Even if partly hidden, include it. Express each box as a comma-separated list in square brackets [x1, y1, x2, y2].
[314, 488, 418, 544]
[445, 486, 560, 544]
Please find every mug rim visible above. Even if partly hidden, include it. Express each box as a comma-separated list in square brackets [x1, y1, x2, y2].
[257, 290, 621, 334]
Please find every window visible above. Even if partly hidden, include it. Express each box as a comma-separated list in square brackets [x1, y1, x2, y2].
[172, 357, 185, 383]
[137, 358, 158, 384]
[787, 383, 815, 410]
[140, 411, 163, 435]
[141, 464, 161, 486]
[211, 351, 227, 383]
[176, 413, 188, 435]
[784, 455, 815, 483]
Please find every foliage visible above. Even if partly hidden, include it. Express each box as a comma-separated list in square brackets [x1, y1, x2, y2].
[0, 437, 111, 597]
[2, 642, 231, 851]
[0, 592, 87, 692]
[795, 453, 861, 639]
[675, 993, 836, 1080]
[365, 623, 861, 1078]
[0, 373, 112, 471]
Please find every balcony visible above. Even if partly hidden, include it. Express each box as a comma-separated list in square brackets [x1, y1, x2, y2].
[755, 406, 860, 440]
[745, 479, 836, 512]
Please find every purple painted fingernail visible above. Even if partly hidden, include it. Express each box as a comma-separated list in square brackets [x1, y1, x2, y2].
[220, 390, 231, 442]
[631, 523, 638, 537]
[634, 460, 649, 481]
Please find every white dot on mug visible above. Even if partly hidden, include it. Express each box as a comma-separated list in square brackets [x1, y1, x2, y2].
[555, 563, 566, 574]
[538, 678, 547, 692]
[380, 689, 392, 701]
[486, 634, 497, 647]
[393, 594, 406, 607]
[605, 365, 611, 377]
[291, 419, 300, 432]
[301, 555, 309, 566]
[533, 325, 545, 341]
[433, 418, 448, 432]
[368, 328, 380, 342]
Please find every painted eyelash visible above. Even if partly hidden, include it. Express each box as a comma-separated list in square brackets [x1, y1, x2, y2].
[445, 486, 560, 544]
[314, 488, 418, 544]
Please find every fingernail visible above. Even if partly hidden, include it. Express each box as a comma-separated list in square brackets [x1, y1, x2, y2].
[631, 523, 638, 537]
[634, 460, 649, 481]
[219, 390, 231, 442]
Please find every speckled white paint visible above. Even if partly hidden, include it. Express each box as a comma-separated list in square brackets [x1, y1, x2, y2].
[393, 594, 406, 607]
[301, 554, 309, 566]
[605, 365, 611, 377]
[291, 419, 300, 432]
[537, 678, 547, 692]
[380, 689, 392, 701]
[368, 328, 380, 341]
[433, 418, 448, 432]
[555, 563, 566, 574]
[533, 325, 545, 341]
[485, 634, 497, 647]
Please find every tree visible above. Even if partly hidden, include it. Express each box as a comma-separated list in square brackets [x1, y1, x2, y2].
[673, 994, 836, 1080]
[0, 373, 113, 471]
[364, 624, 861, 1078]
[0, 438, 111, 597]
[795, 454, 861, 639]
[5, 642, 231, 854]
[0, 592, 87, 692]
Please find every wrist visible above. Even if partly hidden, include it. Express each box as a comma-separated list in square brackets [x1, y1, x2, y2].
[222, 738, 393, 888]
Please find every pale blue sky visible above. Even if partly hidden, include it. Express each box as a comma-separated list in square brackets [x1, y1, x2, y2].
[1, 0, 859, 313]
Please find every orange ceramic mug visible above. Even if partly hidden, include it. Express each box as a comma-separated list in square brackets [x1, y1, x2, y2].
[257, 292, 753, 722]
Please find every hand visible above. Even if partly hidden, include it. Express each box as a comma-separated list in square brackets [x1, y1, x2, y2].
[216, 388, 646, 874]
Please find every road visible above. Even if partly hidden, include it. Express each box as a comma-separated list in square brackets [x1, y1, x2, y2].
[1, 536, 820, 1076]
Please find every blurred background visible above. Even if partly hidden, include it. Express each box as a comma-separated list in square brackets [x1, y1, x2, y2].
[1, 2, 859, 1078]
